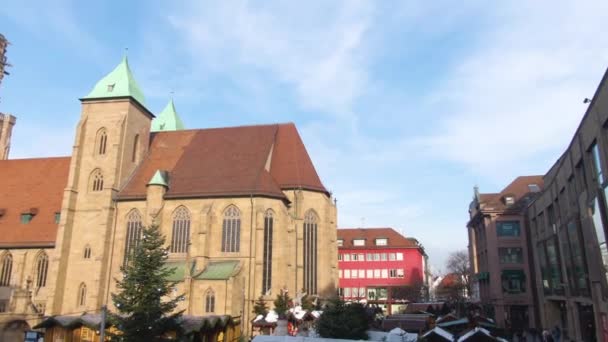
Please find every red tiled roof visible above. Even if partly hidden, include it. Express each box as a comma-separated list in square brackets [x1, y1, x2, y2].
[0, 157, 70, 247]
[119, 123, 327, 200]
[337, 228, 420, 249]
[478, 175, 544, 211]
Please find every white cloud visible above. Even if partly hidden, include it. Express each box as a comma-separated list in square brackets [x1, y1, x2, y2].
[166, 0, 373, 116]
[417, 1, 608, 176]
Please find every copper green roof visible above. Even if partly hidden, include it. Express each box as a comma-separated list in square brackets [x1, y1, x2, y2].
[151, 99, 185, 132]
[147, 170, 169, 187]
[83, 56, 146, 106]
[194, 260, 240, 280]
[164, 260, 196, 282]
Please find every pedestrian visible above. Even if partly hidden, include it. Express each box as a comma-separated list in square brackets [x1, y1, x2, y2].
[542, 329, 554, 342]
[552, 325, 561, 342]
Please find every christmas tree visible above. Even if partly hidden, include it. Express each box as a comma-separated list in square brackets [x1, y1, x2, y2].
[110, 225, 184, 341]
[315, 298, 369, 340]
[273, 289, 291, 319]
[253, 295, 269, 317]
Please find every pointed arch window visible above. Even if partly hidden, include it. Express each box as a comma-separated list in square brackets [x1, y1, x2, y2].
[205, 290, 215, 313]
[97, 128, 108, 155]
[124, 210, 143, 264]
[77, 283, 87, 306]
[131, 134, 140, 163]
[0, 253, 12, 287]
[170, 206, 191, 253]
[221, 206, 241, 253]
[90, 169, 104, 192]
[35, 252, 49, 288]
[262, 210, 273, 294]
[303, 210, 318, 294]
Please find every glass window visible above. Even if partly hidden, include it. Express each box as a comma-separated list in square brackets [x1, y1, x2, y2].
[337, 288, 344, 297]
[337, 239, 343, 247]
[499, 247, 523, 264]
[338, 270, 343, 278]
[367, 253, 373, 260]
[537, 242, 551, 294]
[373, 269, 380, 278]
[359, 270, 365, 278]
[389, 269, 397, 278]
[366, 269, 373, 278]
[375, 238, 388, 246]
[592, 196, 608, 286]
[351, 253, 358, 261]
[353, 239, 365, 246]
[54, 212, 61, 224]
[374, 253, 380, 261]
[592, 143, 604, 184]
[344, 254, 351, 261]
[497, 221, 521, 237]
[338, 253, 342, 261]
[360, 287, 365, 297]
[344, 288, 351, 297]
[501, 270, 526, 293]
[397, 269, 405, 278]
[358, 253, 365, 261]
[352, 269, 358, 279]
[381, 253, 387, 261]
[381, 269, 388, 278]
[546, 237, 563, 294]
[396, 253, 404, 261]
[221, 206, 240, 253]
[567, 221, 589, 296]
[389, 253, 396, 261]
[344, 270, 351, 278]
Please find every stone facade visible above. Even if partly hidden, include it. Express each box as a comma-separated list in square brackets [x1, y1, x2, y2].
[0, 58, 337, 340]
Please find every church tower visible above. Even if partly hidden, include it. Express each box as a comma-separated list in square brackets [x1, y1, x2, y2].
[46, 56, 154, 314]
[0, 113, 15, 159]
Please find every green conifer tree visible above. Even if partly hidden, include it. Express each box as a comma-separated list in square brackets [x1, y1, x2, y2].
[273, 290, 291, 319]
[253, 295, 269, 317]
[110, 225, 184, 341]
[315, 298, 369, 340]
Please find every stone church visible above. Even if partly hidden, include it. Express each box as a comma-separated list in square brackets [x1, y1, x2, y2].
[0, 57, 338, 335]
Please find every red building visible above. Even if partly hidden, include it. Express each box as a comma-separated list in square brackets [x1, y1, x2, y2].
[337, 228, 429, 313]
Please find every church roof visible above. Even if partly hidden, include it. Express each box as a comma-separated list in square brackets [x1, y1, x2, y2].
[0, 157, 70, 247]
[82, 56, 147, 106]
[118, 123, 327, 200]
[151, 99, 185, 132]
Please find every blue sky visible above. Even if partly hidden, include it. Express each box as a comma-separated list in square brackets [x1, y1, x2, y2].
[1, 1, 607, 271]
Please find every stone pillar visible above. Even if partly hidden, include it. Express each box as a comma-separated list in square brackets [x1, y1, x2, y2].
[0, 113, 16, 160]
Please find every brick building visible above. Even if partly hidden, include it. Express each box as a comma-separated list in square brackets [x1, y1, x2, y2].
[467, 176, 543, 331]
[337, 228, 429, 314]
[0, 56, 338, 339]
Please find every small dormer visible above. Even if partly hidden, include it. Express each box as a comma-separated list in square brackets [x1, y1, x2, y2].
[21, 208, 38, 224]
[503, 194, 515, 206]
[352, 239, 365, 246]
[528, 183, 541, 192]
[375, 238, 388, 246]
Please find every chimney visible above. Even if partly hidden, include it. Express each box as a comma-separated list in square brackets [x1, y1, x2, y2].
[0, 113, 16, 160]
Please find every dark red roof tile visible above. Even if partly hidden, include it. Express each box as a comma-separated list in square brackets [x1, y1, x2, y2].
[0, 157, 70, 247]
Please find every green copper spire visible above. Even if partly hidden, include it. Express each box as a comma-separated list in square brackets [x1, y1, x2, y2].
[147, 170, 169, 187]
[151, 99, 185, 132]
[83, 55, 146, 106]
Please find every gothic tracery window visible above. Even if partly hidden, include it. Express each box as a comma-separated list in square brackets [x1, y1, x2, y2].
[303, 210, 318, 294]
[35, 252, 49, 288]
[124, 209, 143, 264]
[205, 289, 215, 313]
[0, 253, 12, 287]
[221, 206, 241, 253]
[97, 128, 108, 155]
[170, 206, 191, 253]
[91, 169, 104, 192]
[262, 210, 273, 294]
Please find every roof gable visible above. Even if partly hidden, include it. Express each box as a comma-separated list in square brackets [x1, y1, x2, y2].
[119, 123, 327, 200]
